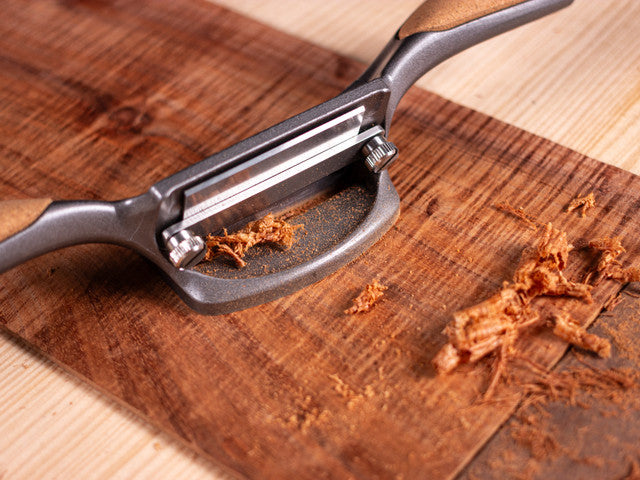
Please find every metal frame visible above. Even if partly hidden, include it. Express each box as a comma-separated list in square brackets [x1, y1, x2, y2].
[0, 0, 572, 314]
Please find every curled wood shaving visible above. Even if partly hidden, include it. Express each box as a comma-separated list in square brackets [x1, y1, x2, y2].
[204, 213, 303, 268]
[552, 311, 611, 358]
[513, 254, 592, 302]
[513, 224, 591, 303]
[345, 280, 387, 315]
[589, 237, 640, 283]
[495, 201, 539, 230]
[433, 223, 601, 391]
[566, 192, 596, 217]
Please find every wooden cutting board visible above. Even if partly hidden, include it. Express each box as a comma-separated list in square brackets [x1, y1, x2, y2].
[1, 1, 639, 479]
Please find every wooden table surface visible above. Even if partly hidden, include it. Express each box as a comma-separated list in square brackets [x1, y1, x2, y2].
[1, 1, 638, 478]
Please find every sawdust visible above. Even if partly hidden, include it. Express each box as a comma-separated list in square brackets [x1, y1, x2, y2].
[486, 354, 640, 477]
[327, 373, 377, 410]
[432, 223, 600, 394]
[567, 192, 596, 217]
[284, 394, 329, 434]
[511, 355, 637, 410]
[600, 311, 640, 361]
[495, 201, 540, 230]
[510, 420, 561, 461]
[345, 279, 387, 315]
[204, 213, 303, 267]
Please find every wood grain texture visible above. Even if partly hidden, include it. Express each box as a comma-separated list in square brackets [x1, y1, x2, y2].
[398, 0, 526, 37]
[2, 2, 633, 478]
[217, 0, 640, 174]
[0, 198, 52, 242]
[460, 284, 640, 479]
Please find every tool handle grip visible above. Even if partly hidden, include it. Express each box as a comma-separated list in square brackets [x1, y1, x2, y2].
[399, 0, 530, 38]
[356, 0, 573, 130]
[0, 199, 53, 243]
[0, 199, 135, 274]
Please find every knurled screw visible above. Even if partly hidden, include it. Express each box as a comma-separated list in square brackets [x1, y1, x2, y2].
[166, 230, 206, 268]
[362, 134, 398, 173]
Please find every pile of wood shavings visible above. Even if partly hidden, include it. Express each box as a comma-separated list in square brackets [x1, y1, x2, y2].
[204, 213, 303, 268]
[345, 280, 387, 315]
[567, 192, 596, 217]
[432, 222, 627, 397]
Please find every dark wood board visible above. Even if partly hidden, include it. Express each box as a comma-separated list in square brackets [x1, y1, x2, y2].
[459, 283, 640, 480]
[1, 1, 639, 479]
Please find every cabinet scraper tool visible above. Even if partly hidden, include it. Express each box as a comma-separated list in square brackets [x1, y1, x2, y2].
[0, 0, 572, 314]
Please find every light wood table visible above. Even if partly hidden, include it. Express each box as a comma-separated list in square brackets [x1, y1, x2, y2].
[1, 1, 638, 478]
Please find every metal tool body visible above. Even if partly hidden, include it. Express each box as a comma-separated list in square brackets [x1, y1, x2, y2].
[0, 0, 573, 314]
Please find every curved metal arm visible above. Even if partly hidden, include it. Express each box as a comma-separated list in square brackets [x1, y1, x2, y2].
[353, 0, 572, 131]
[0, 196, 156, 274]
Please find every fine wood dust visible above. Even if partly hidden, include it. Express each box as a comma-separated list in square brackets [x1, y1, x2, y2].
[493, 354, 640, 475]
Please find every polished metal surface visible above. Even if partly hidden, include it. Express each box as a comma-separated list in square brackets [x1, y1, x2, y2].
[167, 230, 206, 268]
[362, 135, 398, 172]
[0, 0, 574, 314]
[161, 107, 383, 240]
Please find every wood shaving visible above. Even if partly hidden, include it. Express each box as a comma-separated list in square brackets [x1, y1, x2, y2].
[589, 237, 640, 283]
[567, 192, 596, 217]
[603, 293, 623, 311]
[345, 280, 387, 315]
[552, 311, 611, 358]
[513, 225, 591, 302]
[495, 201, 539, 230]
[204, 213, 303, 268]
[432, 223, 603, 393]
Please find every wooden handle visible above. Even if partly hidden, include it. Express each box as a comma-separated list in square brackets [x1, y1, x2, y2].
[0, 198, 52, 242]
[399, 0, 529, 38]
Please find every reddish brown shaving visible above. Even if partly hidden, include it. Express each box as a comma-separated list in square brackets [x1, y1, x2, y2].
[589, 237, 640, 283]
[345, 280, 387, 315]
[435, 287, 537, 371]
[433, 223, 598, 389]
[567, 192, 596, 217]
[495, 201, 539, 230]
[204, 214, 303, 268]
[513, 224, 592, 302]
[552, 311, 611, 358]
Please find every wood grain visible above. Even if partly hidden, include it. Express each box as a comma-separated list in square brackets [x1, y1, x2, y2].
[3, 0, 637, 480]
[217, 0, 640, 174]
[460, 284, 640, 479]
[398, 0, 526, 37]
[0, 198, 52, 242]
